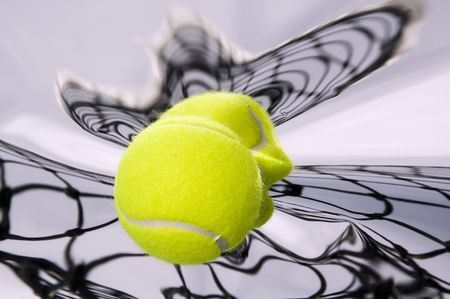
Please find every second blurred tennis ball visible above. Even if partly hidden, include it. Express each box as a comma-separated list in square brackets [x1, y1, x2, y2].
[114, 91, 292, 264]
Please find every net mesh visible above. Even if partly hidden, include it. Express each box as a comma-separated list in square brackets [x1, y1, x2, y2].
[2, 4, 449, 299]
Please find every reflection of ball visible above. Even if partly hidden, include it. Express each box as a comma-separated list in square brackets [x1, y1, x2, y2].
[114, 92, 292, 264]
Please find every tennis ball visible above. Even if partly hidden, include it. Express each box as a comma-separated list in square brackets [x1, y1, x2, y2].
[114, 91, 292, 264]
[160, 92, 292, 185]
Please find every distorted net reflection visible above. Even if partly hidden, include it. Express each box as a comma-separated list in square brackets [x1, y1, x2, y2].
[58, 5, 411, 147]
[1, 3, 449, 299]
[1, 141, 449, 298]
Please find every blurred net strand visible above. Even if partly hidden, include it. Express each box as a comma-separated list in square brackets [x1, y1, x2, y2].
[3, 2, 450, 298]
[57, 5, 412, 147]
[1, 141, 450, 298]
[0, 139, 147, 298]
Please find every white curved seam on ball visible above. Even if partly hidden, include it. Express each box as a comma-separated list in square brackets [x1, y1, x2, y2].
[248, 107, 267, 151]
[155, 122, 239, 144]
[124, 217, 229, 253]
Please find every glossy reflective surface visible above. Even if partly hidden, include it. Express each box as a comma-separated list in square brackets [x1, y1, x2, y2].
[1, 1, 449, 298]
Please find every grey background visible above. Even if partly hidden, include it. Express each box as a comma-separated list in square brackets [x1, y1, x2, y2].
[1, 1, 450, 298]
[1, 0, 450, 175]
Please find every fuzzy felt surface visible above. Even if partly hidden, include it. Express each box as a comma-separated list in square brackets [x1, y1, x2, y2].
[114, 91, 292, 264]
[117, 208, 221, 265]
[115, 121, 262, 263]
[160, 92, 261, 149]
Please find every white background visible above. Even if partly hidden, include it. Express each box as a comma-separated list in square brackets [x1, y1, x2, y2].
[1, 1, 450, 298]
[1, 0, 450, 175]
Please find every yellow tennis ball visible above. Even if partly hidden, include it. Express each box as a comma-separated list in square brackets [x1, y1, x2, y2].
[114, 91, 292, 264]
[161, 92, 292, 185]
